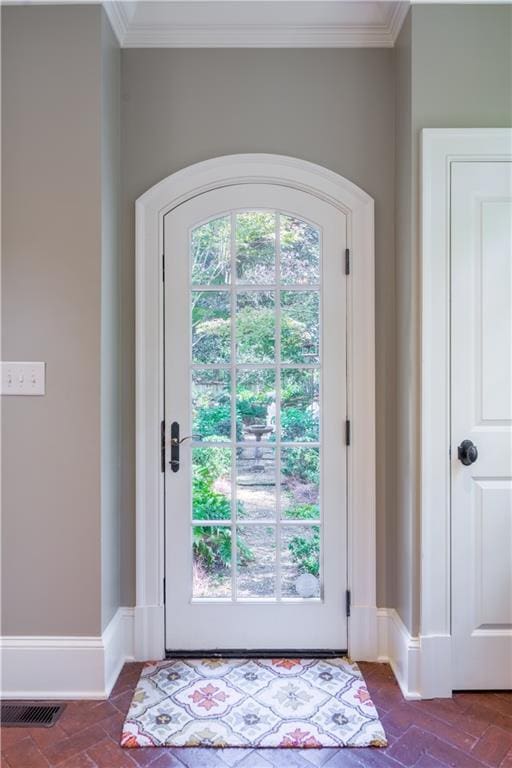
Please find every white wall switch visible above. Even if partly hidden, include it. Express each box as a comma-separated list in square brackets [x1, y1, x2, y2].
[1, 362, 46, 395]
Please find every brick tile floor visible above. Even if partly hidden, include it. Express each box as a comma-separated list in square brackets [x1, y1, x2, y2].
[1, 662, 511, 768]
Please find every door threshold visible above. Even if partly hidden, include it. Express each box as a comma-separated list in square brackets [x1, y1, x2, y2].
[165, 649, 348, 659]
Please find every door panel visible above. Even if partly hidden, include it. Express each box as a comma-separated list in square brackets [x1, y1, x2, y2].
[164, 184, 347, 650]
[451, 161, 512, 689]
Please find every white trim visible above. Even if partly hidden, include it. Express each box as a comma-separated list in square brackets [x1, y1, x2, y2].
[421, 128, 512, 698]
[135, 154, 376, 662]
[103, 0, 131, 45]
[377, 608, 420, 700]
[122, 23, 397, 49]
[387, 1, 410, 44]
[103, 607, 135, 696]
[102, 0, 409, 48]
[0, 607, 134, 700]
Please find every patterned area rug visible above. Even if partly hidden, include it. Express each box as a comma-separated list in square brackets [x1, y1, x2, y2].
[121, 658, 387, 749]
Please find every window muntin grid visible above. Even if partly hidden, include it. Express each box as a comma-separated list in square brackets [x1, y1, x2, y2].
[190, 210, 322, 602]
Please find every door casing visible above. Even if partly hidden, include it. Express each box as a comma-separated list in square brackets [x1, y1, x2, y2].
[135, 154, 376, 662]
[420, 129, 512, 699]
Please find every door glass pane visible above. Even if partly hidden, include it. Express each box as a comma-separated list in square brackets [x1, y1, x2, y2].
[281, 291, 320, 364]
[236, 370, 276, 442]
[281, 524, 321, 598]
[192, 448, 232, 521]
[236, 211, 275, 283]
[191, 216, 231, 285]
[192, 370, 231, 440]
[236, 292, 275, 363]
[280, 215, 320, 285]
[193, 525, 232, 598]
[189, 210, 323, 603]
[280, 447, 320, 519]
[237, 446, 276, 520]
[281, 369, 319, 442]
[192, 291, 230, 364]
[237, 525, 276, 598]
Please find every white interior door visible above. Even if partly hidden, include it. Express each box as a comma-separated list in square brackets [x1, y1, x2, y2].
[451, 161, 512, 689]
[164, 183, 348, 650]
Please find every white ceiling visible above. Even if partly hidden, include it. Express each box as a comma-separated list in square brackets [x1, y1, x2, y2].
[104, 1, 410, 47]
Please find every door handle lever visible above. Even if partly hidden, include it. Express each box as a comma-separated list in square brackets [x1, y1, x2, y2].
[169, 422, 202, 472]
[171, 434, 202, 445]
[169, 421, 180, 472]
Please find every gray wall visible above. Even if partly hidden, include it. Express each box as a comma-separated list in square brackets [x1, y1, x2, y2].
[120, 48, 397, 608]
[1, 4, 121, 636]
[394, 4, 512, 635]
[394, 11, 413, 635]
[5, 3, 509, 640]
[100, 11, 122, 631]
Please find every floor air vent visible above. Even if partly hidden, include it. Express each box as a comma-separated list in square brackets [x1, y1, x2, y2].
[1, 704, 65, 727]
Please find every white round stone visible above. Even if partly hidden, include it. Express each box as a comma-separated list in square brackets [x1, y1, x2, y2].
[295, 573, 319, 598]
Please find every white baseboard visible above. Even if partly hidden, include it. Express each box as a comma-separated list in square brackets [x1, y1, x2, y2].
[0, 606, 134, 700]
[377, 608, 421, 700]
[103, 607, 135, 695]
[418, 633, 452, 699]
[134, 604, 165, 661]
[349, 604, 378, 661]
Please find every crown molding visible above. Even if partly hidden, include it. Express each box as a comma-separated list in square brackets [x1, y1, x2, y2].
[103, 1, 410, 49]
[388, 1, 410, 43]
[103, 0, 130, 46]
[123, 23, 393, 48]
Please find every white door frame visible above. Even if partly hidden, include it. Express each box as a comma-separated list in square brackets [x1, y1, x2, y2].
[135, 154, 376, 661]
[420, 129, 512, 698]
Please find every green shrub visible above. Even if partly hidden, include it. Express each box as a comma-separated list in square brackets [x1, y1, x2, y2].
[193, 472, 231, 521]
[194, 405, 231, 440]
[288, 527, 320, 577]
[236, 388, 271, 423]
[281, 448, 319, 484]
[192, 469, 252, 570]
[192, 445, 232, 480]
[281, 408, 317, 441]
[284, 503, 319, 520]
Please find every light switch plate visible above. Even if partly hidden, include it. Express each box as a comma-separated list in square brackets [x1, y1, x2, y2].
[1, 362, 46, 395]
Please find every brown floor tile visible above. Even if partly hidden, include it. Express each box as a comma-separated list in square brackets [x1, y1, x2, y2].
[43, 725, 106, 765]
[86, 736, 139, 767]
[2, 663, 512, 768]
[500, 747, 512, 768]
[453, 703, 501, 739]
[323, 747, 400, 766]
[455, 694, 512, 720]
[128, 746, 175, 767]
[111, 690, 138, 716]
[57, 754, 97, 768]
[1, 728, 33, 750]
[173, 748, 231, 767]
[28, 725, 69, 750]
[427, 737, 486, 768]
[60, 701, 119, 737]
[149, 754, 186, 768]
[2, 737, 50, 768]
[470, 725, 512, 767]
[413, 755, 446, 768]
[99, 711, 126, 741]
[297, 747, 340, 766]
[386, 726, 437, 767]
[381, 701, 478, 752]
[232, 754, 272, 768]
[368, 683, 405, 714]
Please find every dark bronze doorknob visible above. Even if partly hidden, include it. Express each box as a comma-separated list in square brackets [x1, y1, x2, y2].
[458, 439, 478, 466]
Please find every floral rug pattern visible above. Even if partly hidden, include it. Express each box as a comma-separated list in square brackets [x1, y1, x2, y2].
[121, 658, 387, 749]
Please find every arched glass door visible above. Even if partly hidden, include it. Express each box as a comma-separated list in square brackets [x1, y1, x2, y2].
[164, 183, 347, 650]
